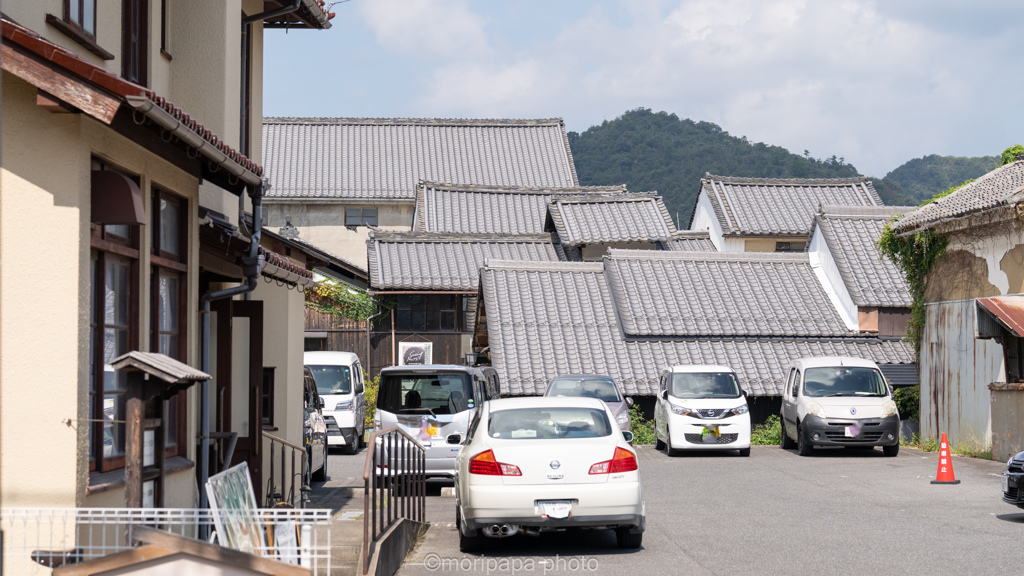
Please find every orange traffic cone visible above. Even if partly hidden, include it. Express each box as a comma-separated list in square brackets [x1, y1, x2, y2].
[931, 433, 960, 485]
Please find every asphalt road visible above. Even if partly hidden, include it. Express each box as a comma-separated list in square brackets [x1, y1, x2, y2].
[356, 444, 1024, 576]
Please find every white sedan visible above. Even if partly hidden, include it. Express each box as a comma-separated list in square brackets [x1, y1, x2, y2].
[454, 396, 645, 551]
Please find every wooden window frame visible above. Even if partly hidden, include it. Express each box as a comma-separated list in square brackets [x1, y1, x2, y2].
[121, 0, 149, 85]
[46, 1, 115, 60]
[395, 294, 461, 332]
[160, 0, 172, 60]
[262, 367, 276, 427]
[150, 188, 188, 456]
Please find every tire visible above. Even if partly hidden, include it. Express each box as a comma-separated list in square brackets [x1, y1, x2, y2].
[615, 527, 643, 549]
[666, 431, 680, 457]
[883, 443, 900, 457]
[780, 416, 796, 450]
[312, 444, 328, 481]
[346, 434, 358, 455]
[796, 424, 813, 457]
[654, 422, 666, 451]
[457, 508, 484, 553]
[738, 447, 751, 457]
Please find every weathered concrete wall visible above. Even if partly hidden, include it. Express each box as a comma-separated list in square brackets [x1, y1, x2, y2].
[926, 219, 1024, 302]
[990, 385, 1024, 462]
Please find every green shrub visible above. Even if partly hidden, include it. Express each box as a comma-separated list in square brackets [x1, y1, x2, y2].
[894, 385, 920, 421]
[750, 415, 782, 445]
[363, 372, 379, 431]
[628, 403, 656, 445]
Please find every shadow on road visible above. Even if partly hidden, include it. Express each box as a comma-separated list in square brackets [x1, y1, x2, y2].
[996, 513, 1024, 524]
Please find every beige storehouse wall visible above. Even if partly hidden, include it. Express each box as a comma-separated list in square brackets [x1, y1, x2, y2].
[265, 202, 416, 268]
[925, 218, 1024, 303]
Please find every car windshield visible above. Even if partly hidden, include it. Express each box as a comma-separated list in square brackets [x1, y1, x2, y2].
[670, 372, 742, 399]
[803, 367, 888, 397]
[378, 372, 474, 415]
[488, 407, 612, 440]
[546, 377, 621, 402]
[307, 365, 351, 395]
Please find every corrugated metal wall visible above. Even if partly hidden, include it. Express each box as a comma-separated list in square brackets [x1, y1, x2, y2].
[921, 300, 1004, 448]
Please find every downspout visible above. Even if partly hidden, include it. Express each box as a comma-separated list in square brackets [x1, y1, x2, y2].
[199, 181, 265, 515]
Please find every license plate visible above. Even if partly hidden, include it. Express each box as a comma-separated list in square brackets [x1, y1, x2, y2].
[537, 500, 573, 519]
[1003, 473, 1010, 493]
[845, 426, 862, 437]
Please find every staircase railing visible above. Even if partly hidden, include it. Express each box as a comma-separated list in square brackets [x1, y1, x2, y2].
[361, 426, 425, 575]
[262, 430, 307, 508]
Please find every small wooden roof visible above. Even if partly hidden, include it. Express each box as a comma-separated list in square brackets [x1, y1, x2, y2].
[110, 351, 210, 384]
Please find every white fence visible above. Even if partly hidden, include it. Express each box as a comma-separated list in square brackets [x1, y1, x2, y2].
[1, 507, 331, 574]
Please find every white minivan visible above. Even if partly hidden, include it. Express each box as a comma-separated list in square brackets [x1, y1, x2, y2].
[304, 351, 366, 454]
[779, 356, 900, 456]
[653, 365, 751, 456]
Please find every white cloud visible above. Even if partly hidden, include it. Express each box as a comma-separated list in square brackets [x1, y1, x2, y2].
[358, 0, 490, 59]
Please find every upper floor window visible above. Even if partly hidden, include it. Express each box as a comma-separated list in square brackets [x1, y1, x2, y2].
[395, 294, 459, 332]
[122, 0, 149, 84]
[67, 0, 97, 36]
[346, 208, 378, 227]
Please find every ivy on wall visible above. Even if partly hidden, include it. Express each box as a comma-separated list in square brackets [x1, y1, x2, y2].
[305, 280, 378, 322]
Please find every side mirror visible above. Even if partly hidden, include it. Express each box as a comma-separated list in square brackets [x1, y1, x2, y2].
[626, 397, 634, 406]
[741, 389, 747, 397]
[621, 430, 634, 443]
[318, 397, 325, 410]
[446, 433, 462, 445]
[661, 390, 668, 401]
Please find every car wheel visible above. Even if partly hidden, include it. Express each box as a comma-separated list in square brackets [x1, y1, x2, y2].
[615, 527, 643, 549]
[779, 417, 796, 450]
[883, 443, 900, 457]
[457, 508, 484, 553]
[654, 423, 666, 451]
[346, 435, 358, 455]
[313, 444, 328, 481]
[666, 431, 680, 457]
[738, 447, 751, 457]
[304, 450, 313, 488]
[796, 423, 813, 457]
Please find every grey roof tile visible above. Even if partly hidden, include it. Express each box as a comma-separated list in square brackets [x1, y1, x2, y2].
[479, 260, 914, 396]
[413, 182, 627, 234]
[659, 231, 718, 251]
[262, 118, 579, 201]
[699, 174, 882, 235]
[603, 250, 852, 337]
[548, 193, 677, 246]
[892, 160, 1024, 233]
[811, 205, 914, 307]
[368, 232, 562, 291]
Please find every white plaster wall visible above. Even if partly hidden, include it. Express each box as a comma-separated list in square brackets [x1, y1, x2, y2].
[689, 191, 726, 251]
[808, 227, 859, 331]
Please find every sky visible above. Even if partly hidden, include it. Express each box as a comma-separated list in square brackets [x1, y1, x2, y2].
[263, 0, 1024, 178]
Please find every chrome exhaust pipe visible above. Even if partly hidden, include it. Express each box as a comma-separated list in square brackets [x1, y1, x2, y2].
[483, 524, 520, 538]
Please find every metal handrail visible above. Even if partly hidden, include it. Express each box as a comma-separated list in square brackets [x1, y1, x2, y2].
[361, 426, 426, 575]
[262, 430, 307, 508]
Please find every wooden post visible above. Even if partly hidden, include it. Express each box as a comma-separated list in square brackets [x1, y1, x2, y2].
[125, 372, 145, 508]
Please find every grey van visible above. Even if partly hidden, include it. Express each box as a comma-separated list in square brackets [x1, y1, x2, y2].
[375, 364, 500, 477]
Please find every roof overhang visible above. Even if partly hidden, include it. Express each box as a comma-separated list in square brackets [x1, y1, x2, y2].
[977, 295, 1024, 338]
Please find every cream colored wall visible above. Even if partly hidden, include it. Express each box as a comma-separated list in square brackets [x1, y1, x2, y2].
[3, 1, 122, 73]
[265, 202, 416, 268]
[84, 468, 198, 508]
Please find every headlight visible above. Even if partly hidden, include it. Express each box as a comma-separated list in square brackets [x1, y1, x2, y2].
[880, 400, 899, 419]
[616, 411, 630, 425]
[336, 400, 354, 411]
[806, 402, 826, 419]
[725, 404, 749, 417]
[669, 404, 698, 417]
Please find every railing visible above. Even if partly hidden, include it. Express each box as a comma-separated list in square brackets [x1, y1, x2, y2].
[361, 426, 426, 575]
[1, 507, 331, 574]
[262, 430, 308, 508]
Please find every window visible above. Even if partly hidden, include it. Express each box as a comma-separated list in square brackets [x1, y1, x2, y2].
[150, 189, 187, 452]
[262, 368, 275, 427]
[66, 0, 97, 36]
[396, 294, 459, 331]
[345, 208, 378, 227]
[775, 241, 806, 253]
[240, 11, 253, 156]
[160, 0, 172, 59]
[122, 0, 148, 84]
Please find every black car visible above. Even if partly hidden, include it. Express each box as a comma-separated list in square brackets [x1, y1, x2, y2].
[1002, 450, 1024, 508]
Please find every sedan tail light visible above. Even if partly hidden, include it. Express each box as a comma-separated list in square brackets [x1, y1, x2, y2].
[589, 447, 638, 474]
[468, 449, 522, 476]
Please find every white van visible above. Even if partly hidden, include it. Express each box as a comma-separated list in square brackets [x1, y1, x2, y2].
[779, 356, 899, 457]
[653, 365, 751, 456]
[304, 351, 366, 454]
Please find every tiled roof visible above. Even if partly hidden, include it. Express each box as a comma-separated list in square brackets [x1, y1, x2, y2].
[261, 118, 579, 201]
[1, 18, 262, 187]
[604, 250, 852, 337]
[367, 232, 562, 291]
[262, 0, 334, 29]
[660, 231, 718, 251]
[548, 193, 676, 246]
[479, 260, 914, 396]
[811, 206, 914, 307]
[413, 182, 627, 234]
[892, 161, 1024, 233]
[698, 174, 881, 235]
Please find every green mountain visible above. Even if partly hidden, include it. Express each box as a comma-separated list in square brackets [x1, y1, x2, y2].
[569, 108, 1000, 222]
[568, 108, 860, 225]
[873, 154, 999, 205]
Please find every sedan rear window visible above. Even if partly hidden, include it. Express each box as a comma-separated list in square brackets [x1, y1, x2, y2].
[488, 408, 612, 440]
[378, 372, 474, 415]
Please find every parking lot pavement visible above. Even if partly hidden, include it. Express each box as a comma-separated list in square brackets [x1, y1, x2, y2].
[395, 445, 1024, 576]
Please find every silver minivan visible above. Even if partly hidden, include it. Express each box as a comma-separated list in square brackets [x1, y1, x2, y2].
[375, 364, 500, 477]
[305, 351, 366, 454]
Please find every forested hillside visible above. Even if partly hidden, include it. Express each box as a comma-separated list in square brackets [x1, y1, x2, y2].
[569, 108, 999, 222]
[568, 108, 860, 224]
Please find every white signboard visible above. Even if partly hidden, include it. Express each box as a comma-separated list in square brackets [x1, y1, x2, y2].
[399, 342, 432, 366]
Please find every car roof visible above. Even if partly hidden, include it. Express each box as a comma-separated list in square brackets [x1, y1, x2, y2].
[304, 351, 360, 364]
[487, 396, 607, 412]
[664, 364, 736, 374]
[791, 356, 879, 369]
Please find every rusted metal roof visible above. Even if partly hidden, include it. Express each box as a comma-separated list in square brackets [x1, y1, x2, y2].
[977, 295, 1024, 337]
